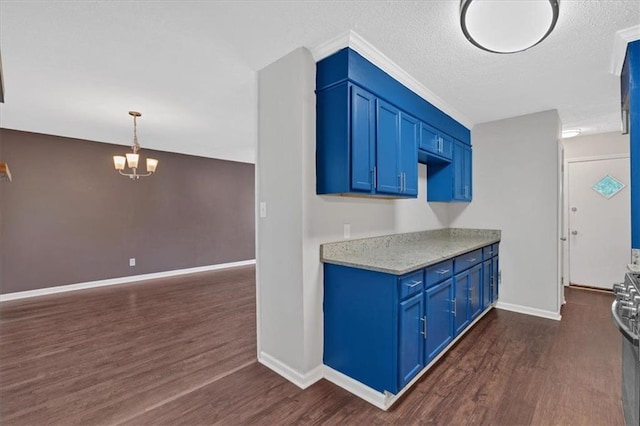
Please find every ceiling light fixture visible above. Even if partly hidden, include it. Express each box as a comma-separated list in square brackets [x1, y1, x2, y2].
[460, 0, 560, 54]
[113, 111, 158, 179]
[562, 129, 581, 138]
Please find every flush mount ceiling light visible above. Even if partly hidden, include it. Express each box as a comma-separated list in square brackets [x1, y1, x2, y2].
[460, 0, 560, 54]
[562, 129, 581, 138]
[113, 111, 158, 179]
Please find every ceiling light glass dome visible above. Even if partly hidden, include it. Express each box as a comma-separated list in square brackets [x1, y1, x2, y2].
[460, 0, 560, 54]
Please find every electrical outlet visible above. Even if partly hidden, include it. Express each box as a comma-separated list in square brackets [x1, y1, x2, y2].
[259, 202, 267, 218]
[343, 223, 351, 239]
[129, 258, 136, 267]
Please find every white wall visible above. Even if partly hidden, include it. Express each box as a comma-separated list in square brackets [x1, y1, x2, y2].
[258, 47, 414, 379]
[394, 164, 450, 232]
[563, 131, 629, 159]
[561, 131, 630, 287]
[257, 49, 305, 371]
[449, 110, 561, 317]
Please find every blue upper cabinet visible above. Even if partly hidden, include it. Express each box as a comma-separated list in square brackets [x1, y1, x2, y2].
[427, 140, 472, 202]
[376, 99, 402, 194]
[400, 113, 419, 196]
[351, 85, 376, 191]
[316, 48, 470, 199]
[419, 122, 453, 162]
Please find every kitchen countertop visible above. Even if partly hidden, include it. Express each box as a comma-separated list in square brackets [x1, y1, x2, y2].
[320, 228, 501, 275]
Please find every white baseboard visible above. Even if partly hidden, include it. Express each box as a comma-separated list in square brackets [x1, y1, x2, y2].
[495, 301, 561, 321]
[258, 351, 323, 389]
[0, 259, 256, 302]
[323, 366, 390, 410]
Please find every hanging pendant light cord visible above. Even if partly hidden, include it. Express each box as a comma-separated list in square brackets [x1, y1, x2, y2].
[132, 114, 140, 154]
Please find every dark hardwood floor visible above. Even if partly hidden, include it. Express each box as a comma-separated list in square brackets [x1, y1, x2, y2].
[1, 266, 623, 426]
[0, 266, 257, 425]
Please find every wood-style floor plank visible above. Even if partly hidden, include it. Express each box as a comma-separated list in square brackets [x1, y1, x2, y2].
[126, 288, 623, 426]
[2, 268, 623, 426]
[0, 265, 257, 425]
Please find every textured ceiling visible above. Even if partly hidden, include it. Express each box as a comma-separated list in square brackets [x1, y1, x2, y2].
[1, 1, 639, 163]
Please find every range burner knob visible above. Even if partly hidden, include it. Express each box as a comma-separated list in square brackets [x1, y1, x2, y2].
[620, 300, 639, 319]
[614, 282, 627, 293]
[614, 283, 629, 300]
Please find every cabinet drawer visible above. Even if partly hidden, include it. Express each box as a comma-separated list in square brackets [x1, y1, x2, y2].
[398, 270, 424, 300]
[454, 249, 483, 273]
[482, 243, 499, 259]
[425, 260, 453, 288]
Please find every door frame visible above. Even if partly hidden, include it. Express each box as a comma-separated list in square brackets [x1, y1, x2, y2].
[563, 153, 630, 287]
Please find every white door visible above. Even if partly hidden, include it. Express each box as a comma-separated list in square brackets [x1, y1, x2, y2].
[568, 157, 630, 289]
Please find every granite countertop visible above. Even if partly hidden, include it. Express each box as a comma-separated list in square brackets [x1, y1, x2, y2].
[320, 228, 501, 275]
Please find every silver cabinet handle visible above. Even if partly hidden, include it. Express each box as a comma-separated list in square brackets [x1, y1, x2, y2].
[373, 166, 377, 189]
[467, 258, 477, 262]
[407, 280, 422, 288]
[421, 316, 427, 338]
[437, 269, 450, 275]
[452, 298, 456, 316]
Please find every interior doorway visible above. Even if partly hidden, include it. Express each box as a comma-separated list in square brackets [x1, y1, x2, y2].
[567, 155, 630, 289]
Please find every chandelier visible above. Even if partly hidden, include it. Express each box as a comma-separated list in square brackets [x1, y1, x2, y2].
[113, 111, 158, 179]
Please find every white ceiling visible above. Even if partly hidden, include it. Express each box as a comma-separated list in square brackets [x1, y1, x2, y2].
[1, 1, 639, 164]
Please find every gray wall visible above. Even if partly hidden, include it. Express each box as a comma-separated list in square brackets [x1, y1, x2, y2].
[449, 110, 561, 316]
[0, 129, 255, 294]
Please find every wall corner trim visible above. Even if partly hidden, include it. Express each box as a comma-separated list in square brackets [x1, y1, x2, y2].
[495, 301, 562, 321]
[0, 259, 256, 302]
[257, 351, 323, 389]
[610, 24, 640, 76]
[309, 30, 474, 129]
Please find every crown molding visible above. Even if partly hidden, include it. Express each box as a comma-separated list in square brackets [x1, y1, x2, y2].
[310, 30, 474, 129]
[610, 25, 640, 77]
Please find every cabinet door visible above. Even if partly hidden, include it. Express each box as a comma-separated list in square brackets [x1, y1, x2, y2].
[350, 86, 376, 192]
[398, 293, 424, 389]
[463, 144, 472, 200]
[425, 278, 454, 362]
[453, 141, 466, 200]
[440, 134, 453, 160]
[492, 256, 499, 302]
[468, 264, 482, 320]
[399, 113, 418, 196]
[376, 99, 401, 195]
[483, 259, 492, 308]
[419, 122, 439, 153]
[452, 141, 472, 201]
[454, 271, 470, 335]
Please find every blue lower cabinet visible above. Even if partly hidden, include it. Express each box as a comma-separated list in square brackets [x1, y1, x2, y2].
[468, 264, 482, 320]
[482, 259, 492, 309]
[492, 256, 499, 302]
[454, 270, 470, 335]
[323, 243, 499, 397]
[398, 293, 425, 388]
[324, 264, 418, 394]
[425, 278, 454, 362]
